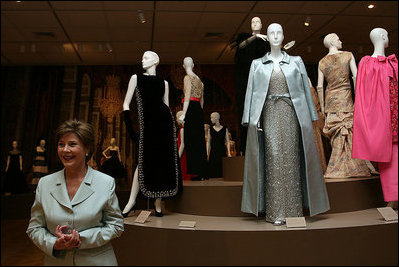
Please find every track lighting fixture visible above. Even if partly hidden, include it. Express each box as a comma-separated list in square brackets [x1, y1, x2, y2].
[138, 10, 146, 24]
[304, 16, 311, 27]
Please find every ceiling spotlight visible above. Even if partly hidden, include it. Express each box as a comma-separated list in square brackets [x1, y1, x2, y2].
[98, 44, 104, 52]
[20, 45, 26, 53]
[304, 16, 311, 27]
[106, 43, 113, 52]
[138, 10, 146, 24]
[307, 45, 312, 53]
[368, 4, 375, 9]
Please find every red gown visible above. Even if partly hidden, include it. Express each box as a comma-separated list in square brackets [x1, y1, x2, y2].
[178, 126, 195, 181]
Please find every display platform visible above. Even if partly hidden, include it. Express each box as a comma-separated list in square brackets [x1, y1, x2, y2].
[113, 208, 398, 266]
[163, 176, 385, 216]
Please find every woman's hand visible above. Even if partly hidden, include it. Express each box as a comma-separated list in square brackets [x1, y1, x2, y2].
[54, 225, 81, 250]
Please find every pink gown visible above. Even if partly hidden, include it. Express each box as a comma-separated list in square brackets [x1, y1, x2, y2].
[353, 54, 398, 202]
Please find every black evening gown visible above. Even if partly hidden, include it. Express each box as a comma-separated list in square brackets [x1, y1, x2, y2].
[184, 100, 208, 177]
[125, 74, 182, 199]
[207, 127, 227, 178]
[4, 151, 29, 194]
[232, 33, 271, 154]
[100, 150, 126, 179]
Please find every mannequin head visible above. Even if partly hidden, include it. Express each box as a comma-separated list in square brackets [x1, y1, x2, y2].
[142, 51, 159, 70]
[12, 140, 18, 149]
[370, 28, 389, 48]
[39, 139, 46, 148]
[183, 57, 194, 70]
[266, 23, 284, 48]
[251, 17, 262, 33]
[210, 112, 220, 125]
[323, 33, 342, 49]
[110, 137, 116, 146]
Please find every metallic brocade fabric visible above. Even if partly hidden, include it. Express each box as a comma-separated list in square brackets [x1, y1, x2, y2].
[262, 69, 303, 223]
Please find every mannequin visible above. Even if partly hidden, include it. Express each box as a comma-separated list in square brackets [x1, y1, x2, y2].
[176, 110, 195, 181]
[231, 17, 295, 155]
[206, 112, 232, 178]
[308, 78, 327, 173]
[241, 23, 330, 225]
[353, 28, 398, 209]
[32, 139, 48, 190]
[4, 140, 28, 195]
[100, 137, 126, 181]
[122, 51, 182, 217]
[179, 57, 208, 180]
[317, 33, 375, 178]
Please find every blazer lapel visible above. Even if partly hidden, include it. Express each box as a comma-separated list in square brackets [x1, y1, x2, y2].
[70, 167, 94, 207]
[50, 170, 73, 210]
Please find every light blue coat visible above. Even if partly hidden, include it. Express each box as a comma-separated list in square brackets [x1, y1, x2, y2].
[27, 167, 124, 266]
[241, 51, 330, 217]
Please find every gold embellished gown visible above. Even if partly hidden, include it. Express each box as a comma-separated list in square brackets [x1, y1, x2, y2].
[319, 51, 372, 178]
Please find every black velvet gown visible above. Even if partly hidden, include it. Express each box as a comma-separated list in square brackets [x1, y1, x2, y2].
[232, 33, 271, 154]
[100, 150, 126, 179]
[207, 127, 227, 178]
[125, 73, 182, 199]
[4, 151, 29, 194]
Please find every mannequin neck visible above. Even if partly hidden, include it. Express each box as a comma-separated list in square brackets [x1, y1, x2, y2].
[144, 66, 156, 76]
[252, 29, 261, 35]
[185, 68, 196, 76]
[328, 46, 341, 55]
[269, 46, 283, 61]
[371, 43, 386, 57]
[213, 121, 222, 129]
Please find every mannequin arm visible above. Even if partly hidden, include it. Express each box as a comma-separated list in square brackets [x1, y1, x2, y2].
[5, 156, 10, 172]
[349, 52, 358, 90]
[117, 147, 122, 162]
[163, 81, 169, 107]
[206, 130, 211, 160]
[317, 65, 325, 117]
[225, 129, 231, 157]
[200, 84, 204, 109]
[178, 128, 184, 158]
[239, 34, 267, 49]
[19, 155, 23, 171]
[102, 147, 111, 159]
[123, 74, 137, 111]
[180, 76, 192, 122]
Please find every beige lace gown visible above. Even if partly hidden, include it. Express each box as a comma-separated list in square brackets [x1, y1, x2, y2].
[319, 51, 372, 178]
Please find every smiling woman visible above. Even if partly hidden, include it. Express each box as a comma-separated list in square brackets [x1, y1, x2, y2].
[26, 119, 124, 266]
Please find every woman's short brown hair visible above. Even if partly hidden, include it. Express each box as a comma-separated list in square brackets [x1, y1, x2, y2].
[55, 119, 95, 161]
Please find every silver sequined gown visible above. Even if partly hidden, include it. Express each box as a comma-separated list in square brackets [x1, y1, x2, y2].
[262, 69, 303, 223]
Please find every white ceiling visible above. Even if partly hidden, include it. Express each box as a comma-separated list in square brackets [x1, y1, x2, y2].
[1, 1, 398, 65]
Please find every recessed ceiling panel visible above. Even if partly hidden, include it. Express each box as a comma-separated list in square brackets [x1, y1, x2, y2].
[342, 1, 398, 17]
[1, 1, 50, 11]
[4, 11, 59, 28]
[103, 1, 154, 11]
[110, 28, 152, 42]
[157, 1, 206, 11]
[297, 1, 351, 15]
[66, 28, 109, 42]
[204, 1, 255, 12]
[57, 11, 107, 28]
[106, 11, 153, 29]
[1, 27, 25, 42]
[253, 1, 306, 14]
[50, 1, 103, 11]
